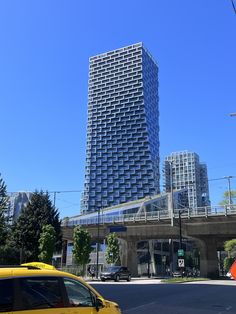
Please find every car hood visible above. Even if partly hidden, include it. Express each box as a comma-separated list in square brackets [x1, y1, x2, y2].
[104, 300, 121, 313]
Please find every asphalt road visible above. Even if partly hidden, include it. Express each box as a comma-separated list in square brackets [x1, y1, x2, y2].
[90, 279, 236, 314]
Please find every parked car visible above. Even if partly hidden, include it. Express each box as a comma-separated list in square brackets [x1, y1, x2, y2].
[172, 270, 182, 278]
[0, 263, 121, 313]
[100, 266, 131, 282]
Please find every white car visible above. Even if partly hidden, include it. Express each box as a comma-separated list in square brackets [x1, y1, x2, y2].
[226, 272, 233, 279]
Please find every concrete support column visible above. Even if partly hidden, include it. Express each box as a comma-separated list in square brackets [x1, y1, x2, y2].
[197, 238, 219, 279]
[119, 238, 138, 276]
[149, 240, 156, 276]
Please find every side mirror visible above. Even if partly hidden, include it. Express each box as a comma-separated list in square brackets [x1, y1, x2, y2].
[95, 298, 105, 312]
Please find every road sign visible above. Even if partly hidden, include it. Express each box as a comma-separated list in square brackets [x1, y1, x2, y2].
[109, 226, 127, 232]
[178, 249, 184, 257]
[178, 258, 185, 268]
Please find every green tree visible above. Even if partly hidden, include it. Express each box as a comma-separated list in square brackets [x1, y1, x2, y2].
[223, 239, 236, 272]
[72, 226, 92, 275]
[224, 239, 236, 258]
[185, 254, 194, 268]
[12, 190, 61, 262]
[38, 224, 56, 264]
[220, 190, 236, 205]
[224, 257, 234, 272]
[0, 174, 9, 246]
[105, 233, 120, 265]
[0, 246, 20, 265]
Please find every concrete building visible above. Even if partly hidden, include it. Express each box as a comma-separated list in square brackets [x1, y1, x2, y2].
[163, 151, 210, 208]
[7, 191, 33, 223]
[82, 43, 160, 213]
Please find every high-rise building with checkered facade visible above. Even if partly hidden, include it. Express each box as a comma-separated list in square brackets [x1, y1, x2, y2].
[163, 151, 210, 209]
[82, 43, 160, 213]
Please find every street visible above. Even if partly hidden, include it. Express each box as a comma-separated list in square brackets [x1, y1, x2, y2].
[90, 279, 236, 314]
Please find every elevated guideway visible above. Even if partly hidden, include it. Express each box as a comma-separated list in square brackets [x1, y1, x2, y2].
[62, 197, 236, 278]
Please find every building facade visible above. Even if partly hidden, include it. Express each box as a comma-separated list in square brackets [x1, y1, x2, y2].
[7, 191, 33, 223]
[163, 151, 210, 209]
[82, 43, 160, 213]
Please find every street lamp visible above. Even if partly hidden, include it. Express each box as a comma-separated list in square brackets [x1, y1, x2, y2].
[165, 160, 175, 273]
[230, 113, 236, 117]
[96, 207, 101, 279]
[178, 210, 184, 250]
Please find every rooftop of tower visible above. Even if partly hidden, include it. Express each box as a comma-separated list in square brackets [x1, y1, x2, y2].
[89, 42, 158, 66]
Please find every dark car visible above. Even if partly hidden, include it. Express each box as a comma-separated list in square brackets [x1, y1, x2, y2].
[172, 270, 182, 278]
[100, 266, 131, 282]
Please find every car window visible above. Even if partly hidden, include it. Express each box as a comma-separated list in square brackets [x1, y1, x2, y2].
[105, 266, 120, 272]
[0, 279, 13, 312]
[18, 277, 64, 310]
[64, 278, 94, 307]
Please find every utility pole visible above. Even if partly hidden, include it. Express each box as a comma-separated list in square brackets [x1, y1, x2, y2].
[54, 192, 57, 207]
[209, 176, 235, 205]
[224, 176, 233, 205]
[47, 190, 82, 208]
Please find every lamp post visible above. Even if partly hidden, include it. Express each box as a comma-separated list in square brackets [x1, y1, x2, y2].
[96, 207, 100, 279]
[166, 160, 175, 273]
[147, 240, 151, 278]
[178, 208, 188, 249]
[177, 209, 187, 274]
[230, 113, 236, 117]
[179, 210, 183, 250]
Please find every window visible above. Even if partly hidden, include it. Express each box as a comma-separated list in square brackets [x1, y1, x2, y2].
[64, 278, 94, 307]
[0, 279, 13, 312]
[19, 277, 63, 310]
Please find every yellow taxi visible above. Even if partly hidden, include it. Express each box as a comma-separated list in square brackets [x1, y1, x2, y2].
[0, 264, 121, 314]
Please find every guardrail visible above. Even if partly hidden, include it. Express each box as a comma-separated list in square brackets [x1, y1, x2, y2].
[62, 205, 236, 227]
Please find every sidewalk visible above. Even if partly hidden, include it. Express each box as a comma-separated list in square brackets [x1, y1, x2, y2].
[84, 276, 164, 283]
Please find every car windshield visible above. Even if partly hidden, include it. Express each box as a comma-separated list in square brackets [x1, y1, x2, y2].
[104, 266, 121, 272]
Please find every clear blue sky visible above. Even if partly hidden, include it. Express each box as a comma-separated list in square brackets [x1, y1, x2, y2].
[0, 0, 235, 218]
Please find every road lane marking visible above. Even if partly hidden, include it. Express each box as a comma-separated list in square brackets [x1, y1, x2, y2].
[123, 301, 156, 313]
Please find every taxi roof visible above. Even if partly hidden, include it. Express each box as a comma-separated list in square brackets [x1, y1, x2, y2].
[0, 266, 103, 299]
[0, 266, 70, 279]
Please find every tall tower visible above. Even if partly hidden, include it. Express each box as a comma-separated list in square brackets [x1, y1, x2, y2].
[163, 151, 210, 209]
[82, 43, 160, 213]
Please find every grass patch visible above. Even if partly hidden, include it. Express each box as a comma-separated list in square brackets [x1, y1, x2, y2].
[161, 277, 209, 283]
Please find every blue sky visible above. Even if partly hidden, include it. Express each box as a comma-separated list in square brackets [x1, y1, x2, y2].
[0, 0, 235, 218]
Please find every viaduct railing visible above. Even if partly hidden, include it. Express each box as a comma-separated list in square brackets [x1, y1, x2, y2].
[62, 205, 236, 227]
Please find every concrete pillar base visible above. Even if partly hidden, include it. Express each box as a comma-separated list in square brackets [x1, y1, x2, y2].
[197, 238, 219, 279]
[119, 238, 138, 276]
